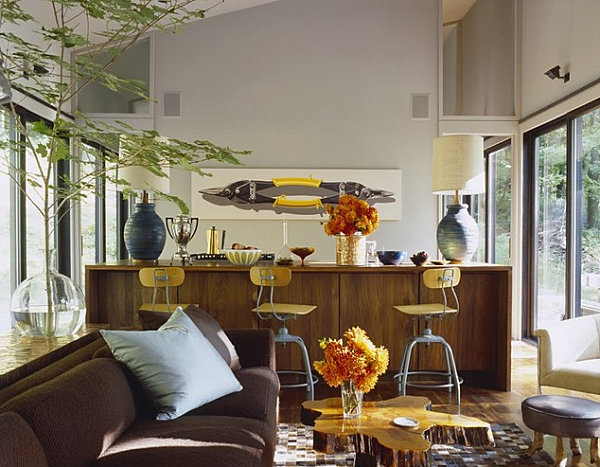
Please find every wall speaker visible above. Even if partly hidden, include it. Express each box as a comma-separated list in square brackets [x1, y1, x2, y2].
[163, 92, 181, 118]
[410, 93, 429, 120]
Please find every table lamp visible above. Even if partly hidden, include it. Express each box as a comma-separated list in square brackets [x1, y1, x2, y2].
[432, 135, 484, 263]
[119, 142, 170, 262]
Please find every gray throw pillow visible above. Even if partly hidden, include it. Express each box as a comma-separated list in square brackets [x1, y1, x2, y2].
[138, 305, 241, 370]
[101, 308, 242, 420]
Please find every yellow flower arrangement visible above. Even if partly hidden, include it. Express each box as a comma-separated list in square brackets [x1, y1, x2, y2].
[313, 327, 389, 393]
[324, 194, 379, 236]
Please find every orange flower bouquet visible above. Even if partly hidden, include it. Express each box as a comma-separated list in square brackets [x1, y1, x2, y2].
[314, 327, 389, 418]
[324, 194, 379, 236]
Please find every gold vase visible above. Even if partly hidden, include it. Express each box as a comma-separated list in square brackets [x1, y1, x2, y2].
[336, 234, 366, 266]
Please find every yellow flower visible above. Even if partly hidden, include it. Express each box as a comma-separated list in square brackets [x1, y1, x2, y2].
[313, 327, 389, 393]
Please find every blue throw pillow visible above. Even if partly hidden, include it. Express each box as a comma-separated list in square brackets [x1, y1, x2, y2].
[100, 309, 242, 420]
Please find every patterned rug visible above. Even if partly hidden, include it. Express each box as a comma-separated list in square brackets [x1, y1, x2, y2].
[275, 423, 555, 466]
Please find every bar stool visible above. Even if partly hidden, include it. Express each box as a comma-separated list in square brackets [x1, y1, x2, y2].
[139, 267, 189, 312]
[250, 266, 318, 400]
[393, 267, 463, 408]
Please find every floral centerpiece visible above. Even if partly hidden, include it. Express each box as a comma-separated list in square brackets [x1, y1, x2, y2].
[314, 327, 389, 418]
[323, 195, 379, 265]
[324, 194, 379, 236]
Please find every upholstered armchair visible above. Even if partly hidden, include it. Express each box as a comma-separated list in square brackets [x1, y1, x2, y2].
[534, 314, 600, 395]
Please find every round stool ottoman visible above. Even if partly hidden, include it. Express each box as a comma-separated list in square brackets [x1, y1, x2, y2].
[521, 395, 600, 466]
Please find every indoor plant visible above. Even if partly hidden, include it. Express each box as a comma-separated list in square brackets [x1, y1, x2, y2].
[313, 327, 389, 418]
[0, 1, 249, 336]
[324, 194, 379, 265]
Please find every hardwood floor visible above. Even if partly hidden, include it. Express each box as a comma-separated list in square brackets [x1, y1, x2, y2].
[278, 339, 600, 427]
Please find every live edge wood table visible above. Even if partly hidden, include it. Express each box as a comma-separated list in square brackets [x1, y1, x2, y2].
[85, 261, 512, 390]
[301, 396, 494, 467]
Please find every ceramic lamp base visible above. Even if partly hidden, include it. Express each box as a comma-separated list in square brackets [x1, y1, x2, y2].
[124, 202, 166, 261]
[436, 204, 479, 263]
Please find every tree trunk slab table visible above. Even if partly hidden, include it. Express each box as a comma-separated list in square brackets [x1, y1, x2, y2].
[301, 396, 494, 467]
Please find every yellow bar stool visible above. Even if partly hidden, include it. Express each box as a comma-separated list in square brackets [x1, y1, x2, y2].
[139, 267, 189, 312]
[393, 267, 463, 409]
[250, 266, 318, 400]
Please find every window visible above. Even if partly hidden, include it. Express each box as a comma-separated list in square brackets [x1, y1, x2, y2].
[440, 139, 512, 265]
[0, 104, 125, 328]
[523, 98, 600, 337]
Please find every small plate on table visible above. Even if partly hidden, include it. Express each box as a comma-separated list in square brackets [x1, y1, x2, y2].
[393, 417, 419, 428]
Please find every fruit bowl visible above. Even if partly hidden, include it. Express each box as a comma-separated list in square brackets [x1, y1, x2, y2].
[222, 249, 263, 266]
[376, 250, 407, 265]
[410, 251, 429, 266]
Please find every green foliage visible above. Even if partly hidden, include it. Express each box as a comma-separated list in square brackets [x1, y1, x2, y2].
[0, 0, 250, 251]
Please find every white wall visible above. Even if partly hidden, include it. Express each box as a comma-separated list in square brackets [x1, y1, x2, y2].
[521, 0, 600, 118]
[152, 0, 440, 260]
[460, 0, 515, 116]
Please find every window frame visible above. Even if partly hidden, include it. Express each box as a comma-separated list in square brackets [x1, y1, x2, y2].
[522, 96, 600, 338]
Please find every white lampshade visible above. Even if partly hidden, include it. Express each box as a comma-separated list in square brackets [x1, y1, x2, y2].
[432, 135, 484, 195]
[118, 135, 170, 194]
[118, 165, 170, 194]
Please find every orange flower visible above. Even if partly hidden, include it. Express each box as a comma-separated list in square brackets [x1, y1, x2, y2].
[323, 195, 379, 236]
[313, 327, 389, 393]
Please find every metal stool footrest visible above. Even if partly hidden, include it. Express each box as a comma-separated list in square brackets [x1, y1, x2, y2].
[394, 370, 464, 389]
[277, 370, 319, 389]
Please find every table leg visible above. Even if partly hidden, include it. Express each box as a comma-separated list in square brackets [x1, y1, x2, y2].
[591, 437, 599, 465]
[556, 437, 567, 467]
[523, 431, 544, 457]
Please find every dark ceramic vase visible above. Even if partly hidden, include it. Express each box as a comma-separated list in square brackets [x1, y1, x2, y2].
[436, 204, 478, 263]
[124, 203, 166, 261]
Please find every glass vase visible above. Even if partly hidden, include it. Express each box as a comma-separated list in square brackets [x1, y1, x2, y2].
[341, 380, 363, 419]
[9, 249, 86, 337]
[336, 234, 366, 266]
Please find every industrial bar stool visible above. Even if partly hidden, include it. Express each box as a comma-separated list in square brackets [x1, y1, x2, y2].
[393, 267, 463, 408]
[139, 267, 189, 312]
[250, 266, 318, 400]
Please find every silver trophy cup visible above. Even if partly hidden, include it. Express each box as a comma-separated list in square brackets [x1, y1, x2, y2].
[166, 214, 199, 262]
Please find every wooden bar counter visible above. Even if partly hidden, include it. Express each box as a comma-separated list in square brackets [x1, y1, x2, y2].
[85, 261, 511, 391]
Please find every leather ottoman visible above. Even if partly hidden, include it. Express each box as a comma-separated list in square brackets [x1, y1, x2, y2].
[521, 395, 600, 466]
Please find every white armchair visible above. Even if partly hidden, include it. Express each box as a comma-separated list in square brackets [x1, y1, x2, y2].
[534, 314, 600, 395]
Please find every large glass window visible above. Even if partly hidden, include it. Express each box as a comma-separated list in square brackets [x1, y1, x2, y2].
[524, 98, 600, 337]
[488, 143, 512, 265]
[535, 126, 567, 326]
[578, 107, 600, 312]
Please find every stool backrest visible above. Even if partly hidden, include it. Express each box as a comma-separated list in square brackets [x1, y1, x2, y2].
[423, 267, 460, 314]
[139, 267, 185, 311]
[249, 266, 292, 287]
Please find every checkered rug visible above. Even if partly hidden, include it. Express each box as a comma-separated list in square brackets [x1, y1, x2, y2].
[275, 423, 555, 466]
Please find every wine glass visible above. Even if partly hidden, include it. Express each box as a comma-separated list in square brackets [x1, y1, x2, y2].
[290, 246, 315, 266]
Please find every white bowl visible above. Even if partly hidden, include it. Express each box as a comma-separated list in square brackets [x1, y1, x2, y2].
[223, 249, 262, 266]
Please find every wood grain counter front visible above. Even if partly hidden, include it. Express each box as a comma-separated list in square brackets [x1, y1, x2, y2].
[85, 261, 511, 390]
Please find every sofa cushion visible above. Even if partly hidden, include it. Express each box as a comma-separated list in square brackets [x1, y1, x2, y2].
[95, 416, 271, 467]
[188, 367, 279, 424]
[0, 412, 48, 467]
[543, 359, 600, 395]
[101, 308, 242, 420]
[0, 358, 137, 467]
[138, 305, 241, 370]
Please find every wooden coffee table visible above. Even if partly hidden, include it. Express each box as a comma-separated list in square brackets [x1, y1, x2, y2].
[301, 396, 494, 467]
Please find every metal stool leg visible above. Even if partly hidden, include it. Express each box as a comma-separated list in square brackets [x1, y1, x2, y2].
[400, 339, 418, 396]
[397, 339, 412, 393]
[441, 339, 461, 410]
[274, 327, 317, 401]
[442, 344, 453, 392]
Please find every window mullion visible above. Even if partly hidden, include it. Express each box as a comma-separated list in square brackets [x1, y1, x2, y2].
[567, 119, 582, 318]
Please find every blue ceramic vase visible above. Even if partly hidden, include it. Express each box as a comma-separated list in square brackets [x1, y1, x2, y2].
[436, 204, 478, 263]
[124, 203, 166, 261]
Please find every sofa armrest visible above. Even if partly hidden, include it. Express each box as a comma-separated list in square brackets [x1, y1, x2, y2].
[534, 315, 600, 380]
[225, 329, 276, 371]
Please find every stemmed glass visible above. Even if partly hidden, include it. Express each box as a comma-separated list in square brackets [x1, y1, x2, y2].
[290, 247, 315, 266]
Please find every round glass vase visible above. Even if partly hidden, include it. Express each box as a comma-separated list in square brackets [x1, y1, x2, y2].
[9, 249, 86, 337]
[335, 233, 366, 266]
[340, 380, 363, 419]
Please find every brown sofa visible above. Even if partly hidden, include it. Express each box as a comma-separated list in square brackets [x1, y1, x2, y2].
[0, 329, 279, 467]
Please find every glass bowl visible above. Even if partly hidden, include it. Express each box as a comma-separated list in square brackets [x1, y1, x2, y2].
[376, 250, 407, 265]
